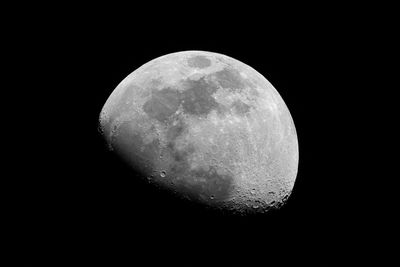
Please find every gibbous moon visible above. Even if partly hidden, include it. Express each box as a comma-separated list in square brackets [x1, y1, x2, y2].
[99, 51, 299, 214]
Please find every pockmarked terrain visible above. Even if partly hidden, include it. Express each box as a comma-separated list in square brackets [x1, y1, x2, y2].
[99, 51, 298, 214]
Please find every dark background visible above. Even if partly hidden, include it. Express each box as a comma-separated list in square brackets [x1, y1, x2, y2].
[8, 5, 384, 264]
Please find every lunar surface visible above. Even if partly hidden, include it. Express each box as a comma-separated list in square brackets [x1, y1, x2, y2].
[99, 51, 298, 214]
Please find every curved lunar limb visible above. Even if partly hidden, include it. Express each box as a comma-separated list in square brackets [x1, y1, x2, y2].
[99, 51, 298, 214]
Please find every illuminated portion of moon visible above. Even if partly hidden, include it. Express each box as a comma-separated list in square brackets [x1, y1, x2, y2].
[99, 50, 299, 214]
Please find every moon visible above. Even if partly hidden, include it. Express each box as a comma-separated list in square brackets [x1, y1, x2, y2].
[99, 51, 299, 214]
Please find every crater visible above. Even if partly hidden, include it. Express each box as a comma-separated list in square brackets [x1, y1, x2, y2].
[187, 55, 211, 69]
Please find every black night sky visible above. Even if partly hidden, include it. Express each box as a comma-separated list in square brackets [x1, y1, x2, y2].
[8, 6, 380, 264]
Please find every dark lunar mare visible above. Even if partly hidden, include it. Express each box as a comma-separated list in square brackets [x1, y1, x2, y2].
[212, 67, 246, 91]
[143, 87, 181, 122]
[180, 77, 220, 116]
[187, 55, 211, 69]
[142, 68, 253, 122]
